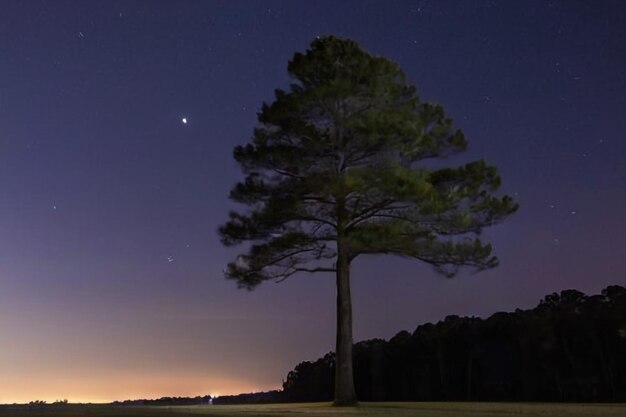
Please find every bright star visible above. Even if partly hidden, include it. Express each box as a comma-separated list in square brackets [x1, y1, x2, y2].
[182, 117, 188, 124]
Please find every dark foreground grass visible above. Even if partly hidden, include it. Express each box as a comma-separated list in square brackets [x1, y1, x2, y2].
[1, 402, 625, 417]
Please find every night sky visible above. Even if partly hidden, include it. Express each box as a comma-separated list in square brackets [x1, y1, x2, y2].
[1, 0, 625, 403]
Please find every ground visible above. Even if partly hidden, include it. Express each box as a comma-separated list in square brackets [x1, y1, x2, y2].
[1, 402, 625, 417]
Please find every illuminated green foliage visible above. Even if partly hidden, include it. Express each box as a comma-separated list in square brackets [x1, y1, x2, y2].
[219, 36, 518, 405]
[219, 36, 517, 285]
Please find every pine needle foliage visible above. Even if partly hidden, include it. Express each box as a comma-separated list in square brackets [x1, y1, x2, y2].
[220, 36, 517, 286]
[219, 36, 517, 405]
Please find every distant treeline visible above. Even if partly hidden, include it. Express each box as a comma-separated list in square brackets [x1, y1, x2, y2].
[112, 395, 211, 406]
[215, 285, 626, 404]
[212, 391, 282, 405]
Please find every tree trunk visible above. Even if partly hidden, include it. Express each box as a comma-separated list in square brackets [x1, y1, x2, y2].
[466, 350, 473, 401]
[333, 246, 358, 406]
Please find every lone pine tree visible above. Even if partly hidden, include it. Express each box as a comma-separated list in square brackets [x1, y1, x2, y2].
[219, 36, 517, 406]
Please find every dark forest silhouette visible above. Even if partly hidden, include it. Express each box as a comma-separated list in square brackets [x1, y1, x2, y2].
[215, 285, 626, 404]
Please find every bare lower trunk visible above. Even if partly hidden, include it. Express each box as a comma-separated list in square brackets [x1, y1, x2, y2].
[333, 248, 357, 406]
[466, 350, 473, 401]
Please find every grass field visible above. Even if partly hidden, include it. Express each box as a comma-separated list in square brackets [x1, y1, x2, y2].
[1, 402, 625, 417]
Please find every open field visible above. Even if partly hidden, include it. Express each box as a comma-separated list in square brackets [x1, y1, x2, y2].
[1, 402, 625, 417]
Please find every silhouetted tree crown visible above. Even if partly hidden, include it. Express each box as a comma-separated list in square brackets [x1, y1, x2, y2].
[219, 35, 517, 405]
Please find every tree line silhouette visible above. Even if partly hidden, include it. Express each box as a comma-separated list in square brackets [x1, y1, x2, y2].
[112, 395, 211, 406]
[215, 285, 626, 404]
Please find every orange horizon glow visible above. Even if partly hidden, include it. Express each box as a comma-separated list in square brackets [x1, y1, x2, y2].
[0, 372, 280, 404]
[0, 379, 278, 404]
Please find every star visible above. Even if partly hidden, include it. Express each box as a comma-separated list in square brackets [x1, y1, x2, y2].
[182, 117, 188, 124]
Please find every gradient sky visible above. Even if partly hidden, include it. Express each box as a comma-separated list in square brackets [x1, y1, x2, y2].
[1, 0, 625, 404]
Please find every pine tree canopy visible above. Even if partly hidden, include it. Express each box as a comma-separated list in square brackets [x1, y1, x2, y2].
[219, 36, 518, 288]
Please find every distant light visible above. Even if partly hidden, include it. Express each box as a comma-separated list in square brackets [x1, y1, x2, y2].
[182, 117, 188, 124]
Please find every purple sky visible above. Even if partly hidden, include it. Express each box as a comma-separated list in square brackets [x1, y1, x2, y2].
[1, 0, 625, 403]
